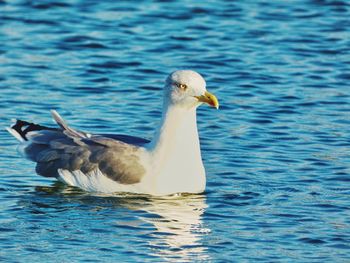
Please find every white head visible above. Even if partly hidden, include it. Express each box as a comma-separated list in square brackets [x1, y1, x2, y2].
[164, 70, 219, 109]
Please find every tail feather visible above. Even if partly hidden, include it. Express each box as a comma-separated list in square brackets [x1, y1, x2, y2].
[51, 110, 89, 139]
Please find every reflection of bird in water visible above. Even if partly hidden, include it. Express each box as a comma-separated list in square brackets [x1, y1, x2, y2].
[135, 194, 210, 262]
[35, 183, 211, 262]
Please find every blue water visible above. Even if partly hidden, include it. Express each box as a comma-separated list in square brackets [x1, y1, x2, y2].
[1, 0, 350, 262]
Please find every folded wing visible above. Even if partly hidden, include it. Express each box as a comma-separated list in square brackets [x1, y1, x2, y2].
[9, 111, 146, 184]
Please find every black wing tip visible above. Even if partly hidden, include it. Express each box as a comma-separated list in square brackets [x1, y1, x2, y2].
[8, 119, 57, 141]
[9, 119, 32, 141]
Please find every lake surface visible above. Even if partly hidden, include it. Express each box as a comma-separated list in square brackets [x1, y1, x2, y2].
[1, 0, 350, 262]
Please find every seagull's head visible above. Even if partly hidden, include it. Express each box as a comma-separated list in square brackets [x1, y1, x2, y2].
[164, 70, 219, 109]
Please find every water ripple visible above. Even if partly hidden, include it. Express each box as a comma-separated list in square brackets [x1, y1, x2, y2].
[1, 0, 350, 262]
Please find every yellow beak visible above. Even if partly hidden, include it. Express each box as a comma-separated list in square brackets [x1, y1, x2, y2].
[195, 91, 219, 109]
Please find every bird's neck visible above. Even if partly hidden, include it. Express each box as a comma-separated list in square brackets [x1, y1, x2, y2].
[147, 104, 205, 195]
[149, 104, 200, 158]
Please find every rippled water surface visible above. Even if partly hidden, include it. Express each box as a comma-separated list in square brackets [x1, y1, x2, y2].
[1, 0, 350, 262]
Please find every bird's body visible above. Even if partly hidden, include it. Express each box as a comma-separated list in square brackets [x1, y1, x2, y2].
[7, 70, 219, 196]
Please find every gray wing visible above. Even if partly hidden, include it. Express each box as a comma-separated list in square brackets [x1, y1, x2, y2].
[16, 111, 147, 184]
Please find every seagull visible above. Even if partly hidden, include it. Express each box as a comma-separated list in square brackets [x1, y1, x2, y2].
[6, 70, 219, 196]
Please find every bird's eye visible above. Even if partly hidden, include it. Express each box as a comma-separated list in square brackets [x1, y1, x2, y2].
[177, 83, 187, 90]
